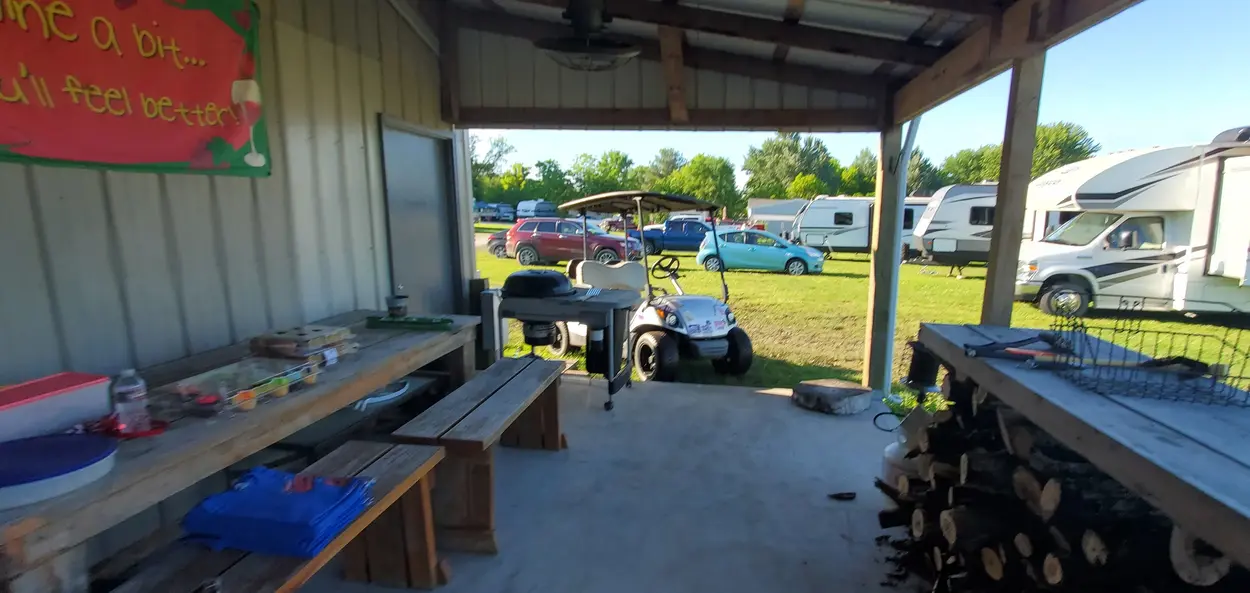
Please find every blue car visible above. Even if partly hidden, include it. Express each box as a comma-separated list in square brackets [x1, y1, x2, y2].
[696, 229, 824, 275]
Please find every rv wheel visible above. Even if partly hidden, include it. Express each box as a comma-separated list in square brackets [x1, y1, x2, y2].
[1039, 283, 1090, 317]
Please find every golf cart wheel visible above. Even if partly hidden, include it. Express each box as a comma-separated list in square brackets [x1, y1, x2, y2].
[516, 245, 540, 266]
[785, 258, 808, 276]
[712, 327, 753, 376]
[644, 240, 660, 256]
[548, 322, 574, 356]
[595, 248, 621, 264]
[634, 331, 679, 382]
[1039, 282, 1090, 317]
[490, 244, 507, 258]
[703, 256, 723, 272]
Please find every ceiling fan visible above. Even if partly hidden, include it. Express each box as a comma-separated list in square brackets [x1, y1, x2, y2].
[534, 0, 641, 72]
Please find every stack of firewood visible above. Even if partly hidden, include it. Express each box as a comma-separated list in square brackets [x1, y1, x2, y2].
[877, 376, 1248, 592]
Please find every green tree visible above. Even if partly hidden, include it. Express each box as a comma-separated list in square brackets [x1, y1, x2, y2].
[499, 163, 530, 192]
[907, 149, 949, 196]
[743, 132, 840, 198]
[785, 173, 830, 200]
[1032, 122, 1101, 178]
[654, 155, 745, 217]
[528, 159, 578, 204]
[469, 134, 516, 199]
[940, 145, 1001, 184]
[640, 148, 687, 189]
[569, 151, 641, 195]
[839, 148, 878, 196]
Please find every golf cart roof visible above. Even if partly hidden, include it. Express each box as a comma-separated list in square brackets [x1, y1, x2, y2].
[562, 191, 718, 215]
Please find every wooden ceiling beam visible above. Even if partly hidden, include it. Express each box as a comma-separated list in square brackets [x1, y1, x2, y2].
[514, 0, 944, 66]
[451, 6, 892, 99]
[893, 0, 1143, 124]
[457, 107, 881, 131]
[657, 26, 689, 124]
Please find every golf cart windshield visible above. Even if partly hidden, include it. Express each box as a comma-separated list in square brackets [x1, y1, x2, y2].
[1043, 212, 1122, 246]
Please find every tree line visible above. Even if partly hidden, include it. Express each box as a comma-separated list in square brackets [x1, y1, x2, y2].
[470, 122, 1100, 217]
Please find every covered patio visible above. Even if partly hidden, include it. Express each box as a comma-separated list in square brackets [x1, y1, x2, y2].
[310, 377, 898, 593]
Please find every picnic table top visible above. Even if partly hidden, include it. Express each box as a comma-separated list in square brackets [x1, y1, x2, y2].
[0, 310, 478, 579]
[918, 323, 1250, 569]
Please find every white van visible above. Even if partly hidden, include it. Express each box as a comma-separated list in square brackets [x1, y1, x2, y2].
[791, 196, 931, 257]
[1017, 127, 1250, 315]
[516, 200, 557, 219]
[911, 184, 999, 266]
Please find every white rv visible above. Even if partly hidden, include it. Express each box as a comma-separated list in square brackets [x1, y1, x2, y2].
[516, 200, 557, 219]
[911, 184, 999, 266]
[1016, 127, 1250, 315]
[791, 196, 932, 257]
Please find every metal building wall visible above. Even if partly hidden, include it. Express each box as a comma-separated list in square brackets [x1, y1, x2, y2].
[455, 29, 877, 128]
[0, 0, 454, 385]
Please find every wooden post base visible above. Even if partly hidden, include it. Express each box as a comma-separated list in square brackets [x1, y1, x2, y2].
[500, 380, 563, 451]
[431, 448, 498, 555]
[343, 476, 442, 589]
[435, 528, 500, 554]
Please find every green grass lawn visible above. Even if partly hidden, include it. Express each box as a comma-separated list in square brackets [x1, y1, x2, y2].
[474, 247, 1247, 392]
[474, 222, 513, 233]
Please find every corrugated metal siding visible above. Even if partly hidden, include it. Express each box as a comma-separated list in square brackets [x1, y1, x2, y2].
[454, 29, 878, 126]
[0, 0, 448, 383]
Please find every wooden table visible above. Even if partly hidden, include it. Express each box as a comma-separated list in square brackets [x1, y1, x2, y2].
[918, 323, 1250, 569]
[0, 311, 478, 592]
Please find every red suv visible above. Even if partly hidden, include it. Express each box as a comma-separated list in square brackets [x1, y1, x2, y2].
[507, 218, 641, 265]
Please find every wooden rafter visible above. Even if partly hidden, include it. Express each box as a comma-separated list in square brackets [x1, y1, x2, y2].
[514, 0, 944, 66]
[771, 0, 805, 63]
[450, 6, 892, 99]
[439, 4, 461, 122]
[657, 26, 689, 124]
[893, 0, 1143, 123]
[456, 107, 881, 130]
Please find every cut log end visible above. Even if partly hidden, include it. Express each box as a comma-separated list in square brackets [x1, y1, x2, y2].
[911, 509, 928, 539]
[1014, 533, 1034, 558]
[1012, 467, 1043, 516]
[1043, 553, 1064, 585]
[959, 453, 969, 485]
[1081, 529, 1109, 567]
[981, 547, 1005, 581]
[939, 509, 958, 546]
[1169, 526, 1232, 586]
[1040, 479, 1062, 522]
[896, 473, 910, 497]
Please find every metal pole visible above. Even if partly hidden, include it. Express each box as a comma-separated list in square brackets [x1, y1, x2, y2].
[580, 208, 589, 259]
[636, 197, 653, 301]
[708, 209, 728, 303]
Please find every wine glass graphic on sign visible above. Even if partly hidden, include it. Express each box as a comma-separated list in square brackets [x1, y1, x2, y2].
[231, 79, 266, 168]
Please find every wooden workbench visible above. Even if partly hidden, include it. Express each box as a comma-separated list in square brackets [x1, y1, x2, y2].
[0, 311, 478, 591]
[918, 323, 1250, 570]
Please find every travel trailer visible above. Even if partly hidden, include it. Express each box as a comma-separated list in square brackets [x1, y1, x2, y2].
[516, 200, 557, 219]
[791, 196, 932, 257]
[911, 184, 999, 266]
[1016, 127, 1250, 315]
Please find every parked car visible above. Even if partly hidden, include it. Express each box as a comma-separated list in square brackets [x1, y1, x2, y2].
[494, 203, 515, 222]
[697, 229, 824, 275]
[603, 215, 636, 232]
[507, 218, 641, 265]
[627, 218, 713, 255]
[487, 230, 508, 258]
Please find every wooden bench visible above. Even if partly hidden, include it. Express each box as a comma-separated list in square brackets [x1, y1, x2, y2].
[115, 441, 445, 593]
[391, 356, 565, 554]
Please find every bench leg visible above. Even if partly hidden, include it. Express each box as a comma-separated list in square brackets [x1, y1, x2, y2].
[402, 476, 439, 589]
[540, 379, 562, 451]
[431, 447, 497, 554]
[501, 380, 563, 451]
[344, 476, 444, 589]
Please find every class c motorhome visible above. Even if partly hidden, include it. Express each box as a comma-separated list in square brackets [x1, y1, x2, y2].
[791, 195, 931, 257]
[911, 184, 999, 266]
[1016, 127, 1250, 315]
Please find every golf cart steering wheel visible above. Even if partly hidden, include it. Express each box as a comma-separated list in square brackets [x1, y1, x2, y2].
[651, 256, 681, 279]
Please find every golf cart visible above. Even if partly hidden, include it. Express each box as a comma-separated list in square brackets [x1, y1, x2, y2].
[552, 191, 753, 382]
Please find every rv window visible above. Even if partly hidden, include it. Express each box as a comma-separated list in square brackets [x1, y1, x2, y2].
[1109, 217, 1165, 250]
[969, 207, 995, 226]
[518, 221, 538, 232]
[536, 221, 557, 233]
[1043, 212, 1121, 246]
[903, 208, 916, 230]
[834, 212, 853, 226]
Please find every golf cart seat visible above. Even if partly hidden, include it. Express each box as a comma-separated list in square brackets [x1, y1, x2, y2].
[576, 260, 647, 293]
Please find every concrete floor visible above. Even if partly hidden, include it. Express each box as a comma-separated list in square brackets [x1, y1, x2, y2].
[311, 377, 901, 593]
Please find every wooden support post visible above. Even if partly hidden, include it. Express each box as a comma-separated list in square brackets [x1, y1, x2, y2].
[863, 124, 904, 394]
[658, 26, 689, 124]
[980, 54, 1044, 326]
[401, 478, 439, 589]
[431, 448, 497, 554]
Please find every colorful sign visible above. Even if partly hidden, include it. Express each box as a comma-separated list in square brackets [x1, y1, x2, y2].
[0, 0, 269, 176]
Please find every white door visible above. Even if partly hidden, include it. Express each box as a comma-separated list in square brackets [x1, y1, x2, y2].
[1094, 216, 1174, 307]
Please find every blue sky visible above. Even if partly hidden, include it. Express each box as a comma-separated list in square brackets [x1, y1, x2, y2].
[472, 0, 1248, 186]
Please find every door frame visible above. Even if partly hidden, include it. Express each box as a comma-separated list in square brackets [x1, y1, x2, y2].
[377, 115, 470, 314]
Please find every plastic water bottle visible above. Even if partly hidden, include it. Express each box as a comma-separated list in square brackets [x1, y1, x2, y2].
[111, 369, 151, 435]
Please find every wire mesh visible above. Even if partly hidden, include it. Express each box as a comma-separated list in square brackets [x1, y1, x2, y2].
[1044, 299, 1250, 407]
